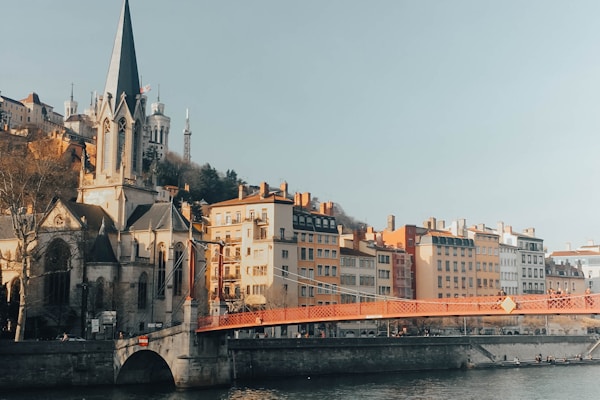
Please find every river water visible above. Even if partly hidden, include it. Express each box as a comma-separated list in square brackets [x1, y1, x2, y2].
[2, 364, 599, 400]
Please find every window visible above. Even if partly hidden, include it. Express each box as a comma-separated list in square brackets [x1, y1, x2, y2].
[446, 276, 451, 288]
[318, 265, 323, 275]
[282, 249, 289, 259]
[282, 265, 289, 277]
[445, 261, 450, 272]
[438, 276, 443, 288]
[157, 244, 166, 296]
[309, 248, 314, 260]
[137, 273, 147, 309]
[332, 266, 337, 276]
[45, 239, 71, 306]
[308, 234, 314, 243]
[173, 243, 184, 296]
[437, 260, 442, 271]
[300, 248, 306, 260]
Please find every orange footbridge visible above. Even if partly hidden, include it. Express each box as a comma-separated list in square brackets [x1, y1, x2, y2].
[197, 293, 600, 332]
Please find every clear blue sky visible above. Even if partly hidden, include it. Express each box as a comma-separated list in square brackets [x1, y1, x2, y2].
[3, 0, 600, 253]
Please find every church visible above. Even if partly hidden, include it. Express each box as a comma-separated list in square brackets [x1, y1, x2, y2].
[0, 0, 205, 340]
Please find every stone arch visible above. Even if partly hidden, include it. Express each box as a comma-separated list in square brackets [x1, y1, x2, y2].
[44, 238, 71, 306]
[116, 349, 174, 386]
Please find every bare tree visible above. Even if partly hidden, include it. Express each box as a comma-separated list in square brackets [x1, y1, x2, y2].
[0, 136, 77, 341]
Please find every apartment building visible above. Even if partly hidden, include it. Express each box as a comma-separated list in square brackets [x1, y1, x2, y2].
[550, 243, 600, 280]
[545, 259, 586, 295]
[415, 229, 476, 299]
[293, 193, 340, 307]
[466, 225, 501, 296]
[497, 223, 545, 294]
[499, 243, 519, 295]
[206, 182, 298, 312]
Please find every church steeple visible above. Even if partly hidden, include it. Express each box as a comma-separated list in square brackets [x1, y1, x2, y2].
[104, 0, 140, 114]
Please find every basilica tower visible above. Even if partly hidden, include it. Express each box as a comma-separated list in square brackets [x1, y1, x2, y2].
[77, 0, 156, 230]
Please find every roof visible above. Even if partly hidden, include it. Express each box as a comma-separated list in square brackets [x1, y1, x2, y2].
[551, 250, 600, 257]
[89, 218, 118, 263]
[0, 216, 17, 240]
[340, 247, 374, 257]
[210, 192, 293, 208]
[63, 200, 116, 233]
[0, 96, 24, 106]
[127, 202, 193, 232]
[20, 92, 41, 105]
[104, 0, 140, 114]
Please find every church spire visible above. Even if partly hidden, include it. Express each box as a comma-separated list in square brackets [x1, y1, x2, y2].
[104, 0, 140, 114]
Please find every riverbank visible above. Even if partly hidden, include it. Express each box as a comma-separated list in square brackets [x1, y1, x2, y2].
[2, 335, 599, 389]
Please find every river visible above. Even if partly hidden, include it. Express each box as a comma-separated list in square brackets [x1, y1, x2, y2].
[2, 364, 599, 400]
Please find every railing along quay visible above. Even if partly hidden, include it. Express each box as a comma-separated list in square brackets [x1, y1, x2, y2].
[197, 293, 600, 332]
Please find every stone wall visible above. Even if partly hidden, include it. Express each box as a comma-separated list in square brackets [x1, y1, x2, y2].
[2, 335, 599, 389]
[0, 340, 114, 389]
[228, 335, 600, 381]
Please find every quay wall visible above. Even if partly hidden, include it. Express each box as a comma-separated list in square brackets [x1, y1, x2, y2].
[0, 340, 114, 389]
[228, 335, 600, 381]
[1, 335, 599, 389]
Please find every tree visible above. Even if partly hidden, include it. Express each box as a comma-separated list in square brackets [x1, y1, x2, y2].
[0, 136, 77, 341]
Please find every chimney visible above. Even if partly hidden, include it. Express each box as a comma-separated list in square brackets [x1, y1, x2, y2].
[497, 221, 504, 236]
[296, 192, 311, 209]
[238, 184, 245, 200]
[566, 242, 571, 251]
[523, 227, 535, 237]
[387, 215, 395, 231]
[436, 220, 445, 230]
[280, 181, 288, 198]
[477, 223, 485, 231]
[424, 217, 436, 230]
[259, 182, 269, 199]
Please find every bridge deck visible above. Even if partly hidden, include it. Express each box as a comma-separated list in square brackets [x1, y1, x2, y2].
[197, 293, 600, 332]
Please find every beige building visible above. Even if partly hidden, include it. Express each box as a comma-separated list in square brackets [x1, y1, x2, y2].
[415, 229, 476, 299]
[206, 182, 298, 312]
[467, 226, 501, 296]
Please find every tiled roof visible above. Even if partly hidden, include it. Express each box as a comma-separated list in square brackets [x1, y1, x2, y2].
[211, 192, 293, 208]
[551, 250, 600, 257]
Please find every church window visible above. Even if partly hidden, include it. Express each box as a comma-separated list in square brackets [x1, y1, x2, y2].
[116, 118, 126, 170]
[44, 239, 71, 306]
[157, 243, 166, 297]
[138, 273, 148, 309]
[94, 277, 105, 312]
[174, 242, 184, 296]
[160, 126, 164, 144]
[133, 121, 140, 171]
[102, 119, 111, 172]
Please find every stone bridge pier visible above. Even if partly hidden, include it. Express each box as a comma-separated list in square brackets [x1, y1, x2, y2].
[114, 299, 231, 388]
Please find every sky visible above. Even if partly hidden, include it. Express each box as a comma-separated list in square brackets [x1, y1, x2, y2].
[3, 0, 600, 253]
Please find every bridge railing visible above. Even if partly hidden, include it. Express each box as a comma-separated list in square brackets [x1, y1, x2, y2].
[197, 293, 600, 332]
